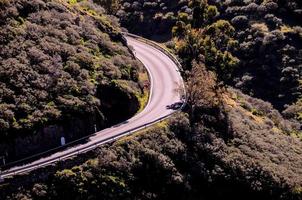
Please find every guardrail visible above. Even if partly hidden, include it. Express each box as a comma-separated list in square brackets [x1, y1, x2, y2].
[1, 113, 177, 178]
[123, 32, 187, 108]
[0, 33, 186, 180]
[123, 32, 184, 73]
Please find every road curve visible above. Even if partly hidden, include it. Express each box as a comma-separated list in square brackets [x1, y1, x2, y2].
[0, 36, 184, 179]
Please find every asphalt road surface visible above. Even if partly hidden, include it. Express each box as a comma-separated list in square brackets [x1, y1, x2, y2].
[0, 36, 184, 179]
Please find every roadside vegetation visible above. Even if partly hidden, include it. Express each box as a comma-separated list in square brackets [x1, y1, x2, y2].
[3, 62, 302, 200]
[170, 0, 302, 120]
[0, 0, 302, 199]
[95, 0, 302, 125]
[0, 0, 147, 139]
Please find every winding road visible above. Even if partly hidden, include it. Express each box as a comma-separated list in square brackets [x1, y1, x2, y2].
[0, 35, 185, 179]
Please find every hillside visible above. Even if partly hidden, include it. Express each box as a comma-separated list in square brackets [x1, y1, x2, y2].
[171, 0, 302, 114]
[2, 63, 302, 200]
[0, 0, 147, 161]
[0, 0, 302, 199]
[97, 0, 302, 122]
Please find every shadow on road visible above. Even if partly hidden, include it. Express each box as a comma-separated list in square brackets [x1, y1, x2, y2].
[111, 120, 129, 128]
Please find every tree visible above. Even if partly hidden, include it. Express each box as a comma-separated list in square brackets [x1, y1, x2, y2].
[172, 21, 187, 38]
[205, 5, 219, 23]
[186, 61, 221, 121]
[203, 20, 239, 81]
[191, 0, 207, 28]
[93, 0, 121, 14]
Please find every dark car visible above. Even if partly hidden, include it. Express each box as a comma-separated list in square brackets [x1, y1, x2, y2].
[166, 102, 183, 110]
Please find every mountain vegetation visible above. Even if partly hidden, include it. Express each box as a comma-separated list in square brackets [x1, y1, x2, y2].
[96, 0, 302, 124]
[0, 0, 146, 140]
[2, 63, 302, 200]
[0, 0, 302, 200]
[170, 0, 302, 118]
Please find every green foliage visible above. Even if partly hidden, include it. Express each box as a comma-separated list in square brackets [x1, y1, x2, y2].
[93, 0, 120, 14]
[5, 86, 302, 200]
[171, 0, 302, 113]
[284, 97, 302, 123]
[172, 21, 187, 38]
[203, 20, 239, 73]
[205, 5, 219, 22]
[173, 20, 239, 80]
[1, 1, 302, 200]
[0, 0, 144, 138]
[68, 0, 78, 5]
[177, 12, 190, 24]
[96, 0, 180, 37]
[174, 28, 204, 68]
[191, 0, 207, 27]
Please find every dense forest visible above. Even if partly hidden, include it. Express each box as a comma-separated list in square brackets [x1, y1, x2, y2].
[1, 0, 302, 200]
[0, 0, 148, 160]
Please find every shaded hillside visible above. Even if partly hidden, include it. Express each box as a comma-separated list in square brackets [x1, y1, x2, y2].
[93, 0, 184, 40]
[0, 0, 147, 161]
